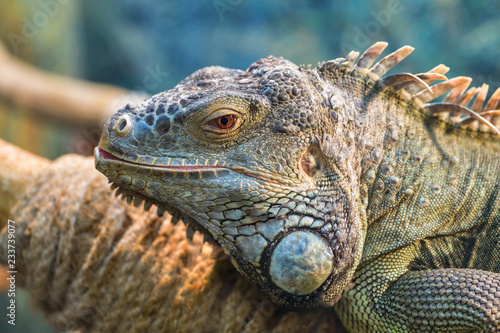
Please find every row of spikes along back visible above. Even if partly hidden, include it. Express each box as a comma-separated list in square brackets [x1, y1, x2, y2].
[312, 41, 500, 136]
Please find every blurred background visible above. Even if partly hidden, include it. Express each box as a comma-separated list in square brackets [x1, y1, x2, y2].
[0, 0, 499, 331]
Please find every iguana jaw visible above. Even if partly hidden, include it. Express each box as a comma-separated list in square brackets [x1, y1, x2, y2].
[95, 143, 359, 309]
[94, 145, 224, 244]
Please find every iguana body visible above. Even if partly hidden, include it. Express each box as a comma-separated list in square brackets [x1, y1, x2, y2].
[95, 42, 500, 332]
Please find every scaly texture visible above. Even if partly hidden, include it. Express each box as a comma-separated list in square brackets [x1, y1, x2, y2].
[95, 42, 500, 332]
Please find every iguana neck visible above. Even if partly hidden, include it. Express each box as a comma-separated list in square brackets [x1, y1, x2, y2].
[314, 72, 417, 276]
[317, 70, 500, 264]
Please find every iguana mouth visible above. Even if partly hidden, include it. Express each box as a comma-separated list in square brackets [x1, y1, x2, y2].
[95, 146, 296, 185]
[96, 147, 227, 172]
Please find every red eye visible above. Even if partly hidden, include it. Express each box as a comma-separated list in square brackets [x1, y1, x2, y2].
[213, 114, 236, 129]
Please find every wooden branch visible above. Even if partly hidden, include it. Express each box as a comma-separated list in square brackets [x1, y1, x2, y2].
[0, 152, 347, 332]
[0, 41, 133, 127]
[0, 138, 50, 223]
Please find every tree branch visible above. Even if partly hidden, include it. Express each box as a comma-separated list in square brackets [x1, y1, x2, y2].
[0, 138, 50, 223]
[0, 41, 133, 127]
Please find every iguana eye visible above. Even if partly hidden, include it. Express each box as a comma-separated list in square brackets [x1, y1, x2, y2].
[212, 114, 236, 129]
[202, 109, 243, 135]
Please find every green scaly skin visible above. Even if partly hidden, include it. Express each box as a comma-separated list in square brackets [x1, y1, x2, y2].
[95, 43, 500, 332]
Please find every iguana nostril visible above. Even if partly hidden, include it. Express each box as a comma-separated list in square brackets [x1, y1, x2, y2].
[114, 115, 132, 136]
[269, 230, 333, 295]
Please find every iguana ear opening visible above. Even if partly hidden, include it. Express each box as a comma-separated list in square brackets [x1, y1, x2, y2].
[300, 145, 325, 178]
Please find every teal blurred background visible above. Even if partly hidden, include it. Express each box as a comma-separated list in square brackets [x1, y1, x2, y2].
[2, 0, 500, 95]
[0, 0, 499, 332]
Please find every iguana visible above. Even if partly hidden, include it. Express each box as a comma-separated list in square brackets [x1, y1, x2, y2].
[94, 41, 500, 332]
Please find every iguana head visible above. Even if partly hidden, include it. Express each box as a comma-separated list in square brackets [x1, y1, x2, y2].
[95, 54, 364, 309]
